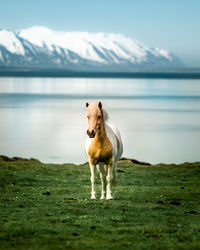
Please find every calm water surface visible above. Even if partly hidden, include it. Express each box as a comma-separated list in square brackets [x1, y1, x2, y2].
[0, 77, 200, 164]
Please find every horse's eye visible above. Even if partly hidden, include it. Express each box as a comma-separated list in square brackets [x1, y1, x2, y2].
[97, 115, 101, 119]
[87, 116, 89, 119]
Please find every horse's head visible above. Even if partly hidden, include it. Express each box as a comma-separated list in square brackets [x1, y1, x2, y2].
[86, 102, 104, 138]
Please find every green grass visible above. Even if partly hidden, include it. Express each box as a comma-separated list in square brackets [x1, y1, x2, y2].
[0, 157, 200, 250]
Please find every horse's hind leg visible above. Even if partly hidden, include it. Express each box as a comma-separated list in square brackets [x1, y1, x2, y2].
[98, 164, 106, 200]
[89, 161, 96, 199]
[106, 161, 115, 200]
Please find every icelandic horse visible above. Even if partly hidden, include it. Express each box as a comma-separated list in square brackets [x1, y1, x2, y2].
[85, 102, 123, 199]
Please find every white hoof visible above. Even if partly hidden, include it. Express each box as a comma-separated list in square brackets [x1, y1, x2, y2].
[91, 192, 96, 199]
[106, 194, 113, 200]
[100, 192, 106, 200]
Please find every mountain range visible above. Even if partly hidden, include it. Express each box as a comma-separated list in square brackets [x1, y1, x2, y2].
[0, 26, 184, 72]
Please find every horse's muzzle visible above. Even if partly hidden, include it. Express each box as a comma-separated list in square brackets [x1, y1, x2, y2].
[87, 129, 96, 138]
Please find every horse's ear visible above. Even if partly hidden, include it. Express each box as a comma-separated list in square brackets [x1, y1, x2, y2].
[98, 101, 102, 110]
[86, 102, 89, 108]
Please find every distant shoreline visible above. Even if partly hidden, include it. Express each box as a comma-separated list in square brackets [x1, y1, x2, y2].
[1, 70, 200, 79]
[0, 155, 199, 166]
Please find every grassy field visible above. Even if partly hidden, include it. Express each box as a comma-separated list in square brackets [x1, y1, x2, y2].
[0, 156, 200, 250]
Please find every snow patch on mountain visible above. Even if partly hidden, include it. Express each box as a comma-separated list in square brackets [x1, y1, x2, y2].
[155, 48, 172, 61]
[0, 29, 25, 56]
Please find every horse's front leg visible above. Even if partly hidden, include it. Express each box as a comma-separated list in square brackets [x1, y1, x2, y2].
[89, 161, 96, 199]
[106, 160, 115, 200]
[98, 164, 106, 199]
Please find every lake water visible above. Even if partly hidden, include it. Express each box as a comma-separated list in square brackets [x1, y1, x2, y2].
[0, 77, 200, 164]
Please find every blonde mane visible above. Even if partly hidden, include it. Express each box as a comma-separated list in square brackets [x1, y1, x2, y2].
[103, 108, 109, 122]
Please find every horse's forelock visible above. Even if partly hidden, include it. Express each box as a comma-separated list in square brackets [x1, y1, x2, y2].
[87, 102, 109, 121]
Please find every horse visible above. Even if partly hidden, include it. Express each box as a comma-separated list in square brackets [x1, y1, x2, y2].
[85, 101, 123, 200]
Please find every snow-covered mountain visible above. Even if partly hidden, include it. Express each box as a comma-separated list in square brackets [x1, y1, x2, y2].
[0, 26, 184, 71]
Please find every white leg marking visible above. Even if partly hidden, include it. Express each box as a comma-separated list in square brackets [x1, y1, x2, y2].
[99, 164, 106, 199]
[89, 162, 96, 199]
[106, 163, 115, 200]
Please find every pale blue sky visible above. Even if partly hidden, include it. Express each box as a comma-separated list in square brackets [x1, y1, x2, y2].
[1, 0, 200, 67]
